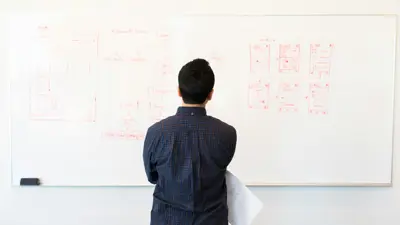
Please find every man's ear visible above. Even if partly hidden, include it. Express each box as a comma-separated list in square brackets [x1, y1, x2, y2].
[177, 87, 182, 97]
[207, 89, 214, 100]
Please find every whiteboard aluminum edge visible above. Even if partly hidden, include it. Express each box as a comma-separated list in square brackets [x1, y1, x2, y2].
[6, 14, 15, 187]
[388, 13, 398, 187]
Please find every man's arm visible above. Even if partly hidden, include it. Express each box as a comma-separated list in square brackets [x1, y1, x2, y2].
[215, 126, 238, 168]
[225, 126, 237, 166]
[143, 127, 159, 184]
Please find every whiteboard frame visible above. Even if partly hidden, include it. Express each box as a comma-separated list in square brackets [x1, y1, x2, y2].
[8, 14, 398, 187]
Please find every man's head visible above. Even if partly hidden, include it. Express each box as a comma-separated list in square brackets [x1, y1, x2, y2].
[178, 58, 215, 105]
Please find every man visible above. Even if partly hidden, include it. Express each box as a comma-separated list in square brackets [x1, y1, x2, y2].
[143, 58, 237, 225]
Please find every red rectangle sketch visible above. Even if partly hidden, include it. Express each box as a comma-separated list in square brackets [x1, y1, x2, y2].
[29, 75, 62, 120]
[99, 28, 152, 63]
[33, 25, 60, 58]
[276, 82, 302, 112]
[103, 101, 148, 140]
[278, 44, 301, 73]
[29, 74, 97, 122]
[32, 25, 96, 75]
[154, 39, 175, 78]
[148, 87, 177, 122]
[249, 43, 270, 75]
[28, 25, 98, 122]
[308, 83, 329, 115]
[248, 82, 270, 110]
[34, 25, 98, 62]
[309, 44, 334, 80]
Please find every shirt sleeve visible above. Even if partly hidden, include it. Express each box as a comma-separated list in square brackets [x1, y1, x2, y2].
[225, 126, 237, 166]
[215, 126, 237, 169]
[143, 127, 159, 184]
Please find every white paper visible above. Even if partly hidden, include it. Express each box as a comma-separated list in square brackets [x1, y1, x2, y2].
[226, 171, 263, 225]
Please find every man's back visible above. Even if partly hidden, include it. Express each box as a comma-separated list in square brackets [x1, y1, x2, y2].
[143, 107, 237, 225]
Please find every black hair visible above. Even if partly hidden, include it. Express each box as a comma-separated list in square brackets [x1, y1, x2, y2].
[178, 58, 215, 104]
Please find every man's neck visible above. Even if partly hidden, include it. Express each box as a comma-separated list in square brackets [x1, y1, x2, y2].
[181, 103, 206, 108]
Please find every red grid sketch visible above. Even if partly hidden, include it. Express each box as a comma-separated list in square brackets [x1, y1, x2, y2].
[103, 101, 148, 140]
[249, 43, 271, 75]
[100, 28, 151, 63]
[29, 75, 62, 120]
[148, 87, 176, 122]
[276, 82, 302, 112]
[29, 73, 97, 122]
[278, 44, 301, 73]
[309, 44, 334, 80]
[29, 25, 97, 122]
[154, 31, 175, 79]
[307, 82, 330, 115]
[248, 81, 270, 110]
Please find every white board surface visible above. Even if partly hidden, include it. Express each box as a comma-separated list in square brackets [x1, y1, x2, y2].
[7, 13, 396, 186]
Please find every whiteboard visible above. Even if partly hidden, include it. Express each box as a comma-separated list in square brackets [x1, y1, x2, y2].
[7, 13, 397, 186]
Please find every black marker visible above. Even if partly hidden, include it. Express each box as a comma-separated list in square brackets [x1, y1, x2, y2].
[20, 178, 41, 186]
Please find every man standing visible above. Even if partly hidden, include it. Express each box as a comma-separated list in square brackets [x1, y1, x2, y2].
[143, 58, 237, 225]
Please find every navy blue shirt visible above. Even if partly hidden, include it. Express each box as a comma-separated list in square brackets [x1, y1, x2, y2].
[143, 106, 237, 225]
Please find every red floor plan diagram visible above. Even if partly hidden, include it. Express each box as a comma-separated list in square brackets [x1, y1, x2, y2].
[249, 43, 271, 76]
[103, 101, 148, 140]
[307, 82, 330, 115]
[29, 25, 97, 122]
[152, 31, 176, 82]
[148, 87, 177, 122]
[99, 27, 152, 63]
[278, 44, 301, 73]
[248, 81, 270, 110]
[276, 82, 302, 112]
[309, 44, 334, 80]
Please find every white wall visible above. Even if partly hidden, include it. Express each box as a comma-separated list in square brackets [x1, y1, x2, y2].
[1, 0, 399, 224]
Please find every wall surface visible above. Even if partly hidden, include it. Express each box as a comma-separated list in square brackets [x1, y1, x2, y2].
[1, 0, 399, 224]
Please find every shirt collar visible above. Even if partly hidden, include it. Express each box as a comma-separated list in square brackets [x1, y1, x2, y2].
[176, 106, 207, 116]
